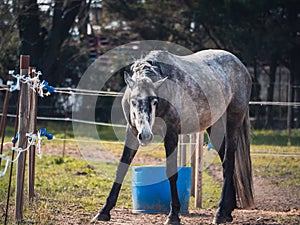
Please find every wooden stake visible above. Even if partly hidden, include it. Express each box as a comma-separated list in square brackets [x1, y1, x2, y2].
[15, 55, 30, 223]
[194, 132, 204, 208]
[287, 77, 292, 146]
[179, 135, 187, 167]
[0, 89, 10, 167]
[190, 133, 196, 197]
[28, 67, 37, 201]
[181, 135, 187, 167]
[4, 88, 21, 225]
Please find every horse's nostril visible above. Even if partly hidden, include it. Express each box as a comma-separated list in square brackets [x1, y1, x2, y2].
[138, 133, 142, 140]
[138, 132, 153, 143]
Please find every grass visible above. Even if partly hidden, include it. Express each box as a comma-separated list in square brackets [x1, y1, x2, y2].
[251, 129, 300, 146]
[0, 156, 132, 224]
[195, 172, 221, 209]
[251, 155, 300, 187]
[0, 122, 299, 224]
[250, 129, 300, 188]
[0, 155, 220, 224]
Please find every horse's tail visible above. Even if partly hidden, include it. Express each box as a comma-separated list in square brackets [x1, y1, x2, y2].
[234, 110, 255, 208]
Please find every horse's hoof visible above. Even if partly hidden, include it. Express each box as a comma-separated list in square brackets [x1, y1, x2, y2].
[213, 214, 233, 224]
[225, 215, 233, 222]
[92, 211, 111, 221]
[164, 215, 181, 225]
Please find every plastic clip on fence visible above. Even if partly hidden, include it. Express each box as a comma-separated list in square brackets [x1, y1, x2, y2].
[0, 133, 38, 177]
[8, 71, 20, 92]
[9, 129, 52, 161]
[42, 81, 55, 94]
[11, 134, 18, 144]
[39, 128, 54, 140]
[7, 70, 55, 98]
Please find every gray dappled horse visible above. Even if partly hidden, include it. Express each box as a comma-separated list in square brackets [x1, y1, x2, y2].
[95, 50, 254, 224]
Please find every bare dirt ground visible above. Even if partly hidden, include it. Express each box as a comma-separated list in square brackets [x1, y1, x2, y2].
[44, 144, 300, 225]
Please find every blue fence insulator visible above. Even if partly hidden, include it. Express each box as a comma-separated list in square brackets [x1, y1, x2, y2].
[11, 134, 18, 144]
[39, 128, 54, 140]
[42, 80, 55, 93]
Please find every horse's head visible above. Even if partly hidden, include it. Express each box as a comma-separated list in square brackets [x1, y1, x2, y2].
[124, 71, 167, 146]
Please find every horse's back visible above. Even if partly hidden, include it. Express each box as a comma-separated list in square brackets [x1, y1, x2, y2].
[146, 49, 251, 88]
[182, 49, 252, 110]
[144, 49, 252, 131]
[181, 49, 250, 82]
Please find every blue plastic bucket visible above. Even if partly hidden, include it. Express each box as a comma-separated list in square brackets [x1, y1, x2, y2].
[132, 166, 191, 214]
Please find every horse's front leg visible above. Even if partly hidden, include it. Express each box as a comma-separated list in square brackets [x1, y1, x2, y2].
[95, 125, 139, 221]
[164, 128, 181, 225]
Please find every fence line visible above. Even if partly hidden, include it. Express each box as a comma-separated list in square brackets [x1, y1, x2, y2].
[251, 153, 300, 157]
[54, 87, 123, 97]
[249, 101, 300, 107]
[1, 83, 300, 107]
[3, 136, 299, 156]
[4, 135, 299, 157]
[0, 113, 127, 128]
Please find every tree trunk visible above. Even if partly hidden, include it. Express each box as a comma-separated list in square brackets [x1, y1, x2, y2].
[18, 0, 83, 84]
[41, 0, 82, 84]
[18, 0, 42, 65]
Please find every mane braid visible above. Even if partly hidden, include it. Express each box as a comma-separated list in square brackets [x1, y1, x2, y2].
[131, 60, 159, 78]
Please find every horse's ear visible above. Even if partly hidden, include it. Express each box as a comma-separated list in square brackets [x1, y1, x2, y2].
[124, 71, 135, 89]
[154, 77, 168, 89]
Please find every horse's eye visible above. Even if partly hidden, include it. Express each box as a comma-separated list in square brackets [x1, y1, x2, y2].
[152, 98, 158, 106]
[131, 100, 137, 107]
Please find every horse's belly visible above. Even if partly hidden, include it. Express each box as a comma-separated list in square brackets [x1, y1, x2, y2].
[179, 111, 214, 134]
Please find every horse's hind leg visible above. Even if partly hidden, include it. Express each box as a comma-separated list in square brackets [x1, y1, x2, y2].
[213, 113, 244, 224]
[207, 114, 237, 224]
[164, 126, 181, 225]
[95, 126, 139, 221]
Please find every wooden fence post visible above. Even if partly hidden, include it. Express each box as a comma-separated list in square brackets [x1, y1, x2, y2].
[180, 135, 187, 167]
[15, 55, 30, 223]
[0, 89, 10, 167]
[178, 135, 182, 166]
[287, 77, 292, 145]
[4, 87, 21, 225]
[190, 133, 196, 197]
[28, 67, 37, 201]
[194, 131, 204, 208]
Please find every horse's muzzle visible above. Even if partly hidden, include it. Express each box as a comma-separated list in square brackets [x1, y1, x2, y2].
[138, 129, 153, 146]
